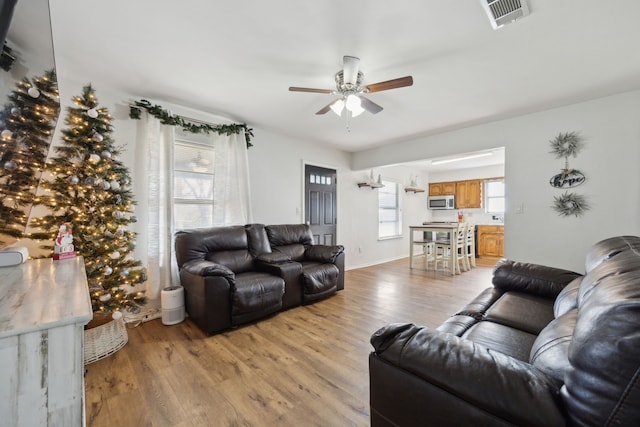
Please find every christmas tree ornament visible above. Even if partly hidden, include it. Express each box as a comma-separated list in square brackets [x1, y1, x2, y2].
[28, 87, 41, 98]
[102, 181, 111, 190]
[109, 180, 120, 190]
[109, 251, 120, 259]
[88, 153, 101, 163]
[68, 175, 79, 184]
[111, 311, 123, 320]
[103, 266, 113, 275]
[115, 228, 125, 237]
[85, 177, 95, 185]
[130, 215, 138, 223]
[100, 150, 111, 159]
[4, 160, 17, 170]
[1, 129, 12, 139]
[99, 293, 111, 302]
[104, 230, 113, 238]
[92, 132, 103, 142]
[87, 108, 99, 118]
[10, 107, 19, 115]
[113, 210, 124, 219]
[120, 269, 130, 277]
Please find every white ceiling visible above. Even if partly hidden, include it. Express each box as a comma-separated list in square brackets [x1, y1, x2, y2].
[44, 0, 640, 155]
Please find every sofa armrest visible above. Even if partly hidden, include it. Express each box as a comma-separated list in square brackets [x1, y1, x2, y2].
[305, 244, 344, 263]
[370, 323, 565, 427]
[492, 259, 582, 298]
[181, 259, 235, 283]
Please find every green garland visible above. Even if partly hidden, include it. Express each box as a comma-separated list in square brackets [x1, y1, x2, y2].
[129, 99, 254, 147]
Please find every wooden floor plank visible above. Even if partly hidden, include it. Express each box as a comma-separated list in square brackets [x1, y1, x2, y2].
[84, 257, 497, 426]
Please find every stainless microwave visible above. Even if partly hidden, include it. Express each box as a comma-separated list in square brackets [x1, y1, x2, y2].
[428, 195, 455, 210]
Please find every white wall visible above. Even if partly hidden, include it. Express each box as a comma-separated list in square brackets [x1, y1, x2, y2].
[40, 71, 640, 273]
[353, 90, 640, 273]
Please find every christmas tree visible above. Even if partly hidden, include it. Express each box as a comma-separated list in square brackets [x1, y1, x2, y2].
[0, 70, 59, 246]
[30, 84, 147, 314]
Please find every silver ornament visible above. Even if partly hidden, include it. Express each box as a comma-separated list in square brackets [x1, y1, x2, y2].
[87, 108, 99, 118]
[1, 129, 12, 139]
[4, 160, 17, 170]
[101, 150, 112, 159]
[68, 175, 79, 184]
[27, 87, 40, 98]
[103, 266, 113, 275]
[92, 133, 103, 142]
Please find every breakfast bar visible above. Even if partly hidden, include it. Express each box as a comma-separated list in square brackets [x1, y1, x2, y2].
[409, 223, 461, 275]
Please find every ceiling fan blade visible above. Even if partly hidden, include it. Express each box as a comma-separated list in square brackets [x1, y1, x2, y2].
[342, 56, 360, 86]
[365, 76, 413, 93]
[316, 99, 339, 115]
[359, 96, 383, 114]
[289, 86, 333, 94]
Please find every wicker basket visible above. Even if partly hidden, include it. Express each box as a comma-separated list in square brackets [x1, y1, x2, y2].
[84, 315, 128, 365]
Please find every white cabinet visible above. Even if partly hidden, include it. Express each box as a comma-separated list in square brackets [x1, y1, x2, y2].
[0, 257, 92, 426]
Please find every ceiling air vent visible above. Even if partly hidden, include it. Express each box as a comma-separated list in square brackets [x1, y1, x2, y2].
[481, 0, 530, 29]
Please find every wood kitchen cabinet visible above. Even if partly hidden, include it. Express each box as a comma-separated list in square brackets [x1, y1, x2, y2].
[477, 225, 504, 257]
[429, 181, 456, 196]
[455, 179, 483, 209]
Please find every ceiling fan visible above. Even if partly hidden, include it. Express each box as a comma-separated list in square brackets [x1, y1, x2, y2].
[289, 56, 413, 117]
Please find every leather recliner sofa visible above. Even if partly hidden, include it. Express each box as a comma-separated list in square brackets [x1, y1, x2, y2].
[369, 235, 640, 426]
[175, 223, 344, 335]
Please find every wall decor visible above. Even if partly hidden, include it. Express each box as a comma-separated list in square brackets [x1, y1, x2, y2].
[552, 191, 589, 217]
[548, 131, 589, 217]
[549, 131, 585, 188]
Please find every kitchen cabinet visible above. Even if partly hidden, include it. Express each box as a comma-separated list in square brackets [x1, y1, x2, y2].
[455, 179, 483, 209]
[429, 181, 456, 196]
[477, 225, 504, 257]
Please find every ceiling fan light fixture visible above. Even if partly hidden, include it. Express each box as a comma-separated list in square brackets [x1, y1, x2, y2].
[330, 99, 345, 116]
[345, 94, 364, 117]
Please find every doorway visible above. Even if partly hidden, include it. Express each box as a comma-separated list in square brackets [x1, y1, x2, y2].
[304, 164, 337, 245]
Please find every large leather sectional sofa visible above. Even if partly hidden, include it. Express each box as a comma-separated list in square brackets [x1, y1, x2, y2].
[369, 235, 640, 426]
[175, 224, 344, 335]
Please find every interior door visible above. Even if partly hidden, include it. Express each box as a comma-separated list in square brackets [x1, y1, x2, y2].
[304, 165, 337, 245]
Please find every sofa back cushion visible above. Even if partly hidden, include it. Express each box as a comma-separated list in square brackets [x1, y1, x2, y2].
[561, 235, 640, 426]
[266, 224, 314, 262]
[529, 309, 577, 383]
[553, 276, 582, 317]
[245, 223, 272, 256]
[175, 226, 254, 273]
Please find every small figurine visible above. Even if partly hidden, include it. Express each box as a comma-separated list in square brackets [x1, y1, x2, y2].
[53, 223, 77, 260]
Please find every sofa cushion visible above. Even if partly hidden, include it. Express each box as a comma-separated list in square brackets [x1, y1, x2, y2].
[207, 249, 254, 274]
[584, 235, 640, 272]
[461, 321, 537, 362]
[302, 263, 338, 302]
[554, 276, 582, 317]
[530, 309, 577, 383]
[245, 223, 272, 256]
[231, 272, 284, 324]
[483, 292, 555, 335]
[265, 224, 314, 246]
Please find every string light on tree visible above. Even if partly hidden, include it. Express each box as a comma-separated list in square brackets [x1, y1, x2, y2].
[0, 70, 59, 245]
[29, 84, 147, 314]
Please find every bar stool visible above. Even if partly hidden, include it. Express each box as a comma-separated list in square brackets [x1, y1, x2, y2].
[465, 224, 476, 268]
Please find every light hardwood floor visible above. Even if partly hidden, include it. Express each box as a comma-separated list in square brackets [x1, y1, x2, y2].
[84, 256, 500, 427]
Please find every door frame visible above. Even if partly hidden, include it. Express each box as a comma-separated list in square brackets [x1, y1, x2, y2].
[301, 159, 339, 241]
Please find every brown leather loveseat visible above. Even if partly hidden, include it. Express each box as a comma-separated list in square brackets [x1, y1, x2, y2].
[369, 235, 640, 426]
[175, 223, 344, 335]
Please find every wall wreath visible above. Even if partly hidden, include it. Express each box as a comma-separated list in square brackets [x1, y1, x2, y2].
[552, 191, 589, 217]
[549, 131, 583, 159]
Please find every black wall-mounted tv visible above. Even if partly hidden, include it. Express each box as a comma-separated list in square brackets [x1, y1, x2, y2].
[0, 0, 18, 47]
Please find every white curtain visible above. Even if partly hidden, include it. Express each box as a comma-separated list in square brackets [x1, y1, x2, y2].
[212, 131, 253, 225]
[134, 113, 253, 314]
[134, 113, 178, 305]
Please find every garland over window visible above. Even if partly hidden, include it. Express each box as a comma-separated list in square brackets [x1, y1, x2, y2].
[129, 99, 254, 147]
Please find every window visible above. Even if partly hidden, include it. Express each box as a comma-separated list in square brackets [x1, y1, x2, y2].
[173, 129, 215, 229]
[485, 178, 505, 214]
[378, 180, 402, 239]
